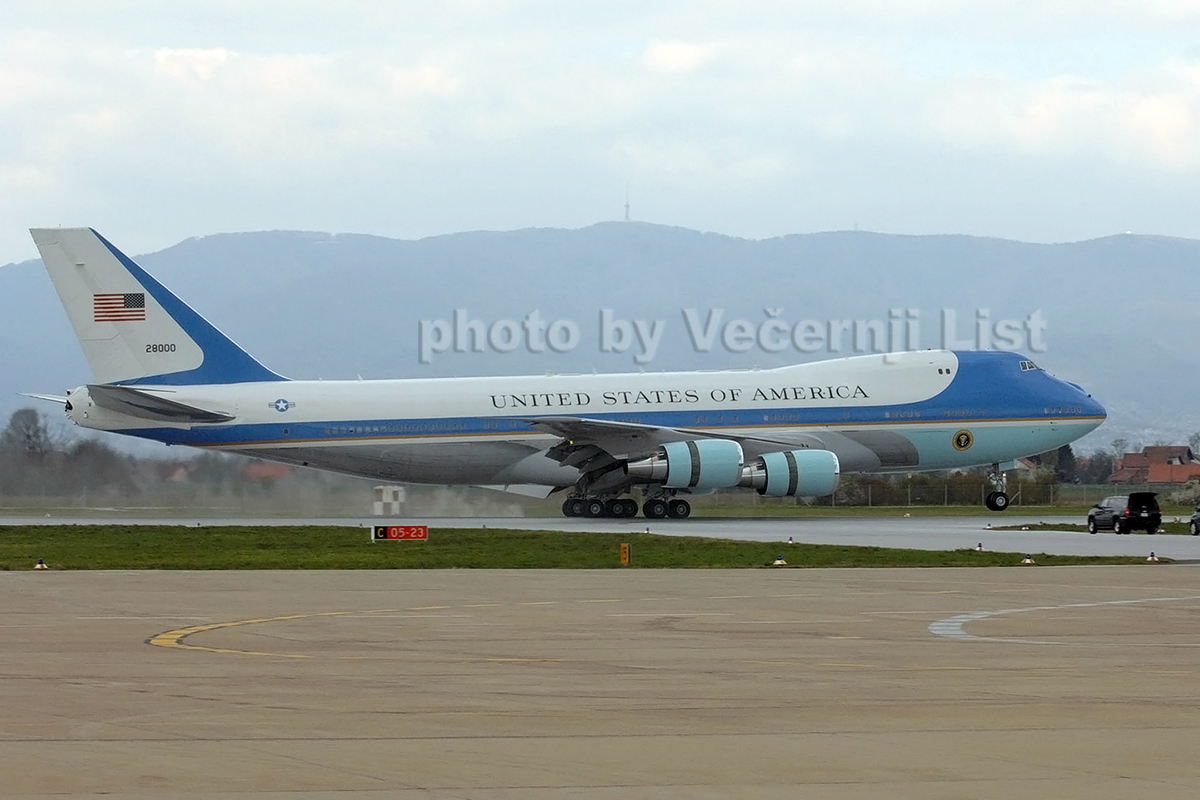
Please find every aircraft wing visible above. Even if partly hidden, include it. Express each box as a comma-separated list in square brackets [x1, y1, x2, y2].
[87, 384, 236, 424]
[524, 415, 827, 463]
[524, 416, 680, 459]
[525, 416, 918, 473]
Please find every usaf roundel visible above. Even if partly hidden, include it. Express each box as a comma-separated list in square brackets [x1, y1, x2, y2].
[272, 398, 293, 413]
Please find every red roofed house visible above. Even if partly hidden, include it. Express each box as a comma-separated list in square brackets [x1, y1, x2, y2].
[1110, 446, 1200, 484]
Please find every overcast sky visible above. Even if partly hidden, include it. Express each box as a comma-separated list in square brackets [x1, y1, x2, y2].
[3, 1, 1200, 264]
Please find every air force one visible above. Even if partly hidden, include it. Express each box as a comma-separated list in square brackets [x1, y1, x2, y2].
[27, 227, 1106, 519]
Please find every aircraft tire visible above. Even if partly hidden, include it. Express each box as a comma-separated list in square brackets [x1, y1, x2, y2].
[585, 498, 606, 518]
[606, 499, 637, 518]
[642, 498, 668, 519]
[991, 492, 1009, 511]
[667, 499, 691, 519]
[562, 498, 585, 517]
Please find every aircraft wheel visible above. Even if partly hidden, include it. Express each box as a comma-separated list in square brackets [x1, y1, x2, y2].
[585, 498, 606, 518]
[990, 492, 1009, 511]
[667, 499, 691, 519]
[642, 498, 668, 519]
[562, 498, 584, 517]
[606, 499, 636, 518]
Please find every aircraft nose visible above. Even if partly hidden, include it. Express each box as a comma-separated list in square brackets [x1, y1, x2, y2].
[1067, 381, 1106, 420]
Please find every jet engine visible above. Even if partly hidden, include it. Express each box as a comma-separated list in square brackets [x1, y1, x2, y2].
[739, 449, 840, 497]
[625, 439, 745, 490]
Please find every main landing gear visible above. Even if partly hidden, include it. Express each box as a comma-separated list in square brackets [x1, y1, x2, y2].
[640, 497, 691, 519]
[561, 496, 691, 519]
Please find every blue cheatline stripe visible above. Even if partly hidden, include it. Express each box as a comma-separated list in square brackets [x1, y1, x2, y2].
[113, 406, 1104, 449]
[92, 229, 287, 386]
[110, 349, 1104, 446]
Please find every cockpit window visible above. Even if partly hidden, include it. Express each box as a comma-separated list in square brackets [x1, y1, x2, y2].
[1019, 360, 1042, 371]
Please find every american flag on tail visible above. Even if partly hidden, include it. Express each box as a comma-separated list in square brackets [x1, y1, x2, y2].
[93, 293, 146, 322]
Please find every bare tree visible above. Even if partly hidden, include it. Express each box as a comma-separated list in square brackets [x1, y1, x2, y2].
[0, 408, 54, 459]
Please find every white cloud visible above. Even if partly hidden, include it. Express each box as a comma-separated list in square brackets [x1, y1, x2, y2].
[611, 138, 791, 184]
[387, 64, 462, 96]
[924, 60, 1200, 171]
[153, 47, 232, 82]
[4, 2, 1200, 262]
[643, 40, 721, 74]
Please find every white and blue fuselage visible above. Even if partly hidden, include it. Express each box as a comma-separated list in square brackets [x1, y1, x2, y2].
[30, 228, 1106, 517]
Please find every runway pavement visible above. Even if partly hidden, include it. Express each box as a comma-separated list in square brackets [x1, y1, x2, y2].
[3, 567, 1200, 798]
[5, 512, 1198, 558]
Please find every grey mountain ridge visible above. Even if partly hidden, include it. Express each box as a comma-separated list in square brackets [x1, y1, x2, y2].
[2, 222, 1196, 453]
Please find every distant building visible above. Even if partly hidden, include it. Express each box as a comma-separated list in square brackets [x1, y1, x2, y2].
[1110, 446, 1200, 484]
[241, 461, 293, 481]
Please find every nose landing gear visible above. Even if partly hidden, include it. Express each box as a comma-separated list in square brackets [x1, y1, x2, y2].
[984, 464, 1010, 511]
[984, 491, 1010, 511]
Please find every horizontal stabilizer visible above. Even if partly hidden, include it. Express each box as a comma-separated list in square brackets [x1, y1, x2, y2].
[20, 392, 69, 405]
[87, 384, 235, 424]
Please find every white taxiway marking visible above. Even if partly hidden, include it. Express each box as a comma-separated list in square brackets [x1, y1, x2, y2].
[928, 594, 1200, 645]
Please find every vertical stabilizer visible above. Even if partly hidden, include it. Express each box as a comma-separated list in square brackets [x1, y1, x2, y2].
[30, 227, 285, 386]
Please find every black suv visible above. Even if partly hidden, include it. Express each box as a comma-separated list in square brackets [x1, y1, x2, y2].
[1088, 492, 1162, 534]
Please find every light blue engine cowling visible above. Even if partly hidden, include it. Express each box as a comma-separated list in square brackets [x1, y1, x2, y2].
[662, 439, 745, 489]
[741, 449, 840, 497]
[625, 439, 746, 490]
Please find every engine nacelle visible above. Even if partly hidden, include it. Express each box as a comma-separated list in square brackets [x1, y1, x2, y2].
[625, 439, 745, 490]
[739, 449, 840, 497]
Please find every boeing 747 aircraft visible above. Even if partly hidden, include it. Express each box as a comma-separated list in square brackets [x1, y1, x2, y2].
[26, 228, 1106, 519]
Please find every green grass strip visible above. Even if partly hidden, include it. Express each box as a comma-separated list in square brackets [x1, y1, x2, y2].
[0, 525, 1153, 570]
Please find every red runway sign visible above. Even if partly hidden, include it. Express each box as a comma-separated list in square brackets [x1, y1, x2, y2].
[372, 525, 429, 541]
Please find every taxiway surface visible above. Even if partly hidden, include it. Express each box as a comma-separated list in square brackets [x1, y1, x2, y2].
[4, 567, 1200, 798]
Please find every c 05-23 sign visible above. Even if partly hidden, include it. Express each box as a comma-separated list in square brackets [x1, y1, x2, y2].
[372, 525, 429, 541]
